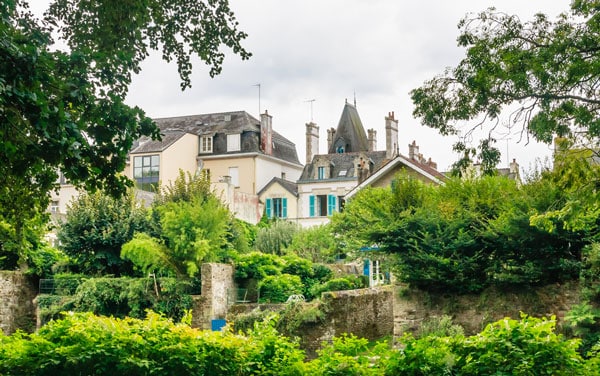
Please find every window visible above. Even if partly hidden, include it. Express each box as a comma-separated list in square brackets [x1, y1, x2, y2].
[309, 194, 337, 217]
[50, 201, 59, 213]
[265, 197, 287, 218]
[200, 136, 212, 153]
[338, 196, 346, 212]
[228, 167, 239, 187]
[317, 166, 325, 180]
[133, 155, 159, 191]
[281, 172, 286, 180]
[227, 134, 241, 152]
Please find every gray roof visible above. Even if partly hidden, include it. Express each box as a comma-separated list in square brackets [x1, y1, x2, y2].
[328, 102, 369, 154]
[298, 151, 388, 183]
[258, 177, 298, 197]
[130, 130, 186, 154]
[130, 111, 300, 165]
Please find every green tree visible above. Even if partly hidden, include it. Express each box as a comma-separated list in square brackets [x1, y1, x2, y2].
[411, 1, 600, 166]
[0, 0, 249, 264]
[335, 172, 586, 293]
[123, 171, 246, 278]
[58, 189, 149, 276]
[285, 224, 340, 263]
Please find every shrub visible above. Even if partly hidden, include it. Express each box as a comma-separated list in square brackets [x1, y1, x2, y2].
[0, 312, 306, 376]
[234, 251, 284, 280]
[258, 274, 303, 303]
[255, 220, 298, 255]
[309, 275, 367, 298]
[37, 277, 194, 324]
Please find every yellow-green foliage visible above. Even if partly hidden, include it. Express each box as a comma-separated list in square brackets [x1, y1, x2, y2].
[1, 313, 599, 375]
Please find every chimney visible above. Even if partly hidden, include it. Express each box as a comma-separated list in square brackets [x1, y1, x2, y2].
[385, 111, 399, 159]
[327, 127, 336, 152]
[260, 110, 273, 155]
[367, 129, 377, 152]
[408, 140, 419, 160]
[305, 122, 319, 164]
[427, 157, 438, 170]
[510, 158, 519, 174]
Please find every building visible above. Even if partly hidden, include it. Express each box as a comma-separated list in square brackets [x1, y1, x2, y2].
[50, 110, 303, 225]
[288, 101, 400, 227]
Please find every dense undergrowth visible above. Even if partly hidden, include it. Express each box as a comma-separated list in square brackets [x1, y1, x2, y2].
[1, 312, 599, 375]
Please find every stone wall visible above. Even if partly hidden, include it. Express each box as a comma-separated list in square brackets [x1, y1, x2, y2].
[299, 286, 394, 357]
[393, 282, 582, 339]
[0, 271, 36, 334]
[193, 263, 234, 330]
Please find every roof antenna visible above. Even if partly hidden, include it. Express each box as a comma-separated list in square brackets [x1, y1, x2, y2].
[253, 83, 261, 116]
[304, 99, 316, 122]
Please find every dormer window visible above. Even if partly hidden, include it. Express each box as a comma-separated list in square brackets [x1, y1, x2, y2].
[227, 134, 241, 152]
[318, 166, 325, 180]
[200, 136, 212, 153]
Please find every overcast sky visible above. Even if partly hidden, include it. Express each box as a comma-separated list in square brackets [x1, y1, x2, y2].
[36, 0, 571, 172]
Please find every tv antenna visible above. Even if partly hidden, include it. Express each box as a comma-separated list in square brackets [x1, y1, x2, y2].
[253, 83, 261, 115]
[304, 99, 316, 122]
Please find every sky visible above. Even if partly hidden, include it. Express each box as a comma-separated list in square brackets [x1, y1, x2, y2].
[35, 0, 571, 173]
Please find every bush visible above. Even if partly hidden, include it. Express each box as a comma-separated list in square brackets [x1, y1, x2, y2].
[258, 274, 303, 303]
[37, 277, 194, 324]
[310, 275, 367, 298]
[0, 312, 306, 376]
[234, 251, 284, 280]
[255, 220, 298, 255]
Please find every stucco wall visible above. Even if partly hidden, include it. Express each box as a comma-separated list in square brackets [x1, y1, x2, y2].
[258, 182, 299, 220]
[160, 133, 199, 186]
[0, 271, 36, 334]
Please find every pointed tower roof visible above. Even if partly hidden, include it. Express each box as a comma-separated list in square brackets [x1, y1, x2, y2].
[328, 101, 369, 154]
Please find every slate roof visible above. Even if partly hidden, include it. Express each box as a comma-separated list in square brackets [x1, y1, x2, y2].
[258, 177, 299, 197]
[129, 111, 301, 165]
[328, 102, 369, 154]
[298, 151, 388, 182]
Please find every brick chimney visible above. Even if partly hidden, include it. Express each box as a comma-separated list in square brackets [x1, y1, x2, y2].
[367, 129, 377, 152]
[427, 157, 438, 170]
[260, 111, 273, 155]
[385, 111, 399, 159]
[305, 122, 319, 164]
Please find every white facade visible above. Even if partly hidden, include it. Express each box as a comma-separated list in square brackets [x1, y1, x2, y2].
[296, 179, 356, 227]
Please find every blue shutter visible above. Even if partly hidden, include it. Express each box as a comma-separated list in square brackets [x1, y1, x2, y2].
[309, 195, 315, 217]
[282, 198, 288, 218]
[327, 194, 336, 216]
[266, 198, 272, 218]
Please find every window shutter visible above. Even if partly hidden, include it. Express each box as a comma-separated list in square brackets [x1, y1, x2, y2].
[309, 195, 315, 217]
[327, 195, 336, 216]
[266, 198, 272, 218]
[282, 198, 288, 218]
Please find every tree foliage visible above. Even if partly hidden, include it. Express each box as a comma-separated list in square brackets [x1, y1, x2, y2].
[58, 189, 148, 276]
[411, 1, 600, 166]
[333, 172, 588, 293]
[0, 0, 250, 263]
[255, 220, 298, 255]
[123, 171, 246, 279]
[1, 312, 597, 375]
[285, 224, 340, 263]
